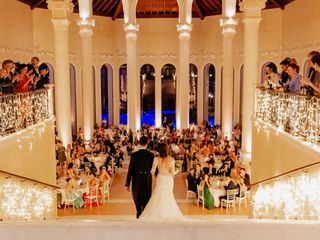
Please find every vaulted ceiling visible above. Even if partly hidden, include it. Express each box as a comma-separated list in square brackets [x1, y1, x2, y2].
[18, 0, 295, 20]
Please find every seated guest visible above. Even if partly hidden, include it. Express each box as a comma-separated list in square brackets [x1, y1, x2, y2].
[195, 163, 204, 185]
[207, 162, 216, 176]
[200, 174, 214, 210]
[217, 163, 230, 177]
[65, 178, 84, 209]
[206, 154, 215, 165]
[89, 162, 98, 176]
[239, 168, 251, 190]
[219, 170, 240, 204]
[186, 169, 197, 194]
[282, 63, 302, 93]
[67, 163, 75, 179]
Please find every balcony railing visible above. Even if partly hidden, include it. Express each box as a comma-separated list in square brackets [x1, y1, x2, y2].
[0, 89, 49, 136]
[255, 88, 320, 143]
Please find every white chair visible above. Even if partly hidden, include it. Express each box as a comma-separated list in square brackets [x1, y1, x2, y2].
[85, 184, 100, 210]
[185, 179, 196, 200]
[64, 190, 77, 212]
[236, 187, 248, 210]
[220, 189, 239, 213]
[197, 185, 205, 210]
[103, 180, 111, 202]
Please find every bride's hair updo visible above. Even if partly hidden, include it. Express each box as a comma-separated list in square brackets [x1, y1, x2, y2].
[158, 143, 168, 158]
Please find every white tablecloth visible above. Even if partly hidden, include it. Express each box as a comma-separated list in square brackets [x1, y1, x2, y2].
[209, 188, 226, 208]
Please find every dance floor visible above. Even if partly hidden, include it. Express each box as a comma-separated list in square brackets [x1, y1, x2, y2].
[58, 162, 251, 219]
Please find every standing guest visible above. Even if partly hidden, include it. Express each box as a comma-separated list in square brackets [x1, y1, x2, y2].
[15, 64, 34, 93]
[34, 63, 49, 89]
[302, 53, 320, 94]
[56, 141, 67, 169]
[279, 57, 290, 86]
[264, 62, 279, 89]
[0, 59, 18, 94]
[186, 169, 197, 194]
[30, 56, 40, 77]
[162, 116, 168, 128]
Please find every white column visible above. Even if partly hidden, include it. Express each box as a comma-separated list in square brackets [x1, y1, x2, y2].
[47, 0, 73, 146]
[221, 18, 237, 139]
[78, 19, 94, 142]
[124, 24, 139, 132]
[197, 66, 204, 125]
[155, 65, 162, 127]
[176, 24, 192, 130]
[240, 0, 266, 154]
[233, 66, 241, 125]
[176, 0, 193, 130]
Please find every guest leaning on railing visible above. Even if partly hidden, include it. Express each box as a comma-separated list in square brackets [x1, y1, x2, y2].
[301, 53, 320, 94]
[0, 57, 49, 95]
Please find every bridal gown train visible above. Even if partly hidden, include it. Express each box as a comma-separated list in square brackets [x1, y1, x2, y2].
[139, 156, 186, 222]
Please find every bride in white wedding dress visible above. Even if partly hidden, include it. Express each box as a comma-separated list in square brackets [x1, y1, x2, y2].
[139, 143, 186, 222]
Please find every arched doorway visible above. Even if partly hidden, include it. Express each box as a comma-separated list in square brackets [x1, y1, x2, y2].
[204, 64, 215, 126]
[101, 64, 113, 127]
[140, 64, 155, 126]
[119, 64, 127, 125]
[70, 63, 77, 135]
[189, 63, 198, 124]
[161, 64, 176, 127]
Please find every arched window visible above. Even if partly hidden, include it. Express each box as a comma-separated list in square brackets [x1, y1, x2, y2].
[101, 64, 113, 126]
[119, 64, 127, 125]
[189, 63, 198, 124]
[140, 64, 155, 126]
[161, 64, 176, 127]
[203, 64, 215, 126]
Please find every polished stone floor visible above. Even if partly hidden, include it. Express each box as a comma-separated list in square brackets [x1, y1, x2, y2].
[58, 161, 251, 219]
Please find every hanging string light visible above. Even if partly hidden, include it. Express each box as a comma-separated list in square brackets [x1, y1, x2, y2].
[255, 88, 320, 144]
[0, 90, 49, 137]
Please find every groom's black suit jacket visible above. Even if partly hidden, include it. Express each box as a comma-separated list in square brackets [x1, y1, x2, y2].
[125, 148, 155, 206]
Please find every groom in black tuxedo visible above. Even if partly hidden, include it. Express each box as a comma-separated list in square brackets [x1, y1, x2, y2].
[125, 136, 155, 218]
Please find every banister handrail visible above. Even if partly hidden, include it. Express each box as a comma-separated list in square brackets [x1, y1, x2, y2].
[0, 169, 59, 189]
[251, 160, 320, 187]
